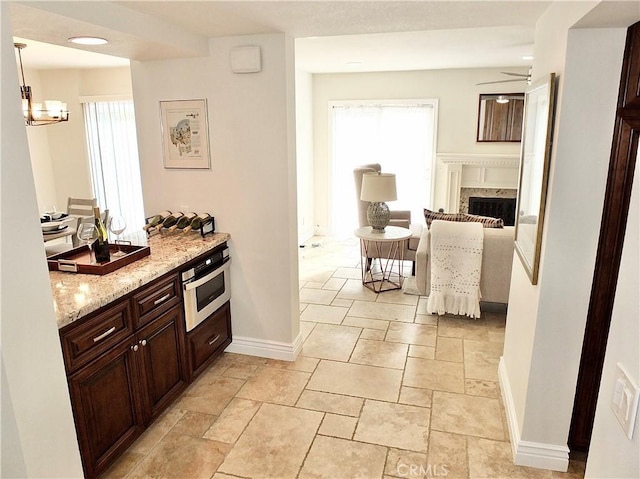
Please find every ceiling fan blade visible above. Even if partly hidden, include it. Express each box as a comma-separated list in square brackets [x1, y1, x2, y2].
[476, 78, 527, 85]
[500, 71, 530, 77]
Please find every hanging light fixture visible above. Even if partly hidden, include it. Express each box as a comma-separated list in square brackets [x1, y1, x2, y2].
[14, 42, 69, 126]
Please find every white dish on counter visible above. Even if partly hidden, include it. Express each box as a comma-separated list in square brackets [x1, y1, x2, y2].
[42, 221, 64, 232]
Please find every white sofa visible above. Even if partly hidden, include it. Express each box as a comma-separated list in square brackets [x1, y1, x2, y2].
[415, 226, 515, 304]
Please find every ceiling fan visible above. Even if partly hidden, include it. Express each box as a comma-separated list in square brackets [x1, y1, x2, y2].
[477, 68, 532, 86]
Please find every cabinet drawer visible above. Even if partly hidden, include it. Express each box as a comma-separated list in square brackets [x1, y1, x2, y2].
[60, 300, 134, 374]
[186, 302, 231, 380]
[133, 274, 180, 327]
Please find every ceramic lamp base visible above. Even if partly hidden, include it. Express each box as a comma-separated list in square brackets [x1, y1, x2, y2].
[367, 201, 390, 232]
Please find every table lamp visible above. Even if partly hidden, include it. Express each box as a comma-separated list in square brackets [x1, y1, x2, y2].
[360, 172, 397, 232]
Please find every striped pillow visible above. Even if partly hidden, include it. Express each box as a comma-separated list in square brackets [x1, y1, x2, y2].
[423, 209, 466, 228]
[463, 213, 504, 228]
[423, 209, 504, 229]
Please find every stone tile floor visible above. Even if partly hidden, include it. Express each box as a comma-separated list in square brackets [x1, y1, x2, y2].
[104, 236, 586, 479]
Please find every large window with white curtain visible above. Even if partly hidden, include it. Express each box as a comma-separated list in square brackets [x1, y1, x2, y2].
[330, 100, 437, 237]
[83, 99, 145, 233]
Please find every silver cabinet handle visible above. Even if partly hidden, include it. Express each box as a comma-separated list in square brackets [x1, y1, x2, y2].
[208, 335, 221, 346]
[131, 344, 139, 352]
[140, 339, 147, 347]
[153, 293, 171, 305]
[93, 326, 116, 343]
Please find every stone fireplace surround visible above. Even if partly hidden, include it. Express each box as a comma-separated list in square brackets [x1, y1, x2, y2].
[438, 153, 520, 213]
[459, 187, 517, 214]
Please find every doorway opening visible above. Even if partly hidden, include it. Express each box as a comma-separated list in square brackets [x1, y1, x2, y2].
[329, 100, 438, 238]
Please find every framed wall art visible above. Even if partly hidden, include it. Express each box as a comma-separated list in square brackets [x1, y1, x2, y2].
[514, 73, 557, 284]
[160, 99, 211, 169]
[476, 93, 525, 142]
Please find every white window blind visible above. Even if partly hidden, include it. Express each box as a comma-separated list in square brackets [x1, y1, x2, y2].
[83, 100, 145, 233]
[331, 101, 437, 237]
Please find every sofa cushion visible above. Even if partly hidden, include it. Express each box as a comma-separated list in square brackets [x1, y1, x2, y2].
[423, 209, 466, 228]
[423, 209, 504, 229]
[463, 213, 504, 228]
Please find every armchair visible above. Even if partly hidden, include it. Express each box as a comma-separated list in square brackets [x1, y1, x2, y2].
[353, 164, 422, 267]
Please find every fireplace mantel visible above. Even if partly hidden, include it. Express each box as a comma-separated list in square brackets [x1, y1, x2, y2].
[437, 153, 520, 212]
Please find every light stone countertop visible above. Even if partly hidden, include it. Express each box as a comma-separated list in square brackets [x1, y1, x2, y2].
[50, 230, 230, 329]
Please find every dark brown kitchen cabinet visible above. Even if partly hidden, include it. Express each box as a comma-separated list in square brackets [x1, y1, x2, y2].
[136, 305, 187, 423]
[186, 300, 232, 381]
[67, 337, 144, 479]
[60, 272, 188, 479]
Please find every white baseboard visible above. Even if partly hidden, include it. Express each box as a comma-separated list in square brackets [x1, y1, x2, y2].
[225, 333, 303, 361]
[498, 357, 570, 472]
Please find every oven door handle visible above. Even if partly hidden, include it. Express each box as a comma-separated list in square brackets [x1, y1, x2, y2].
[183, 260, 230, 292]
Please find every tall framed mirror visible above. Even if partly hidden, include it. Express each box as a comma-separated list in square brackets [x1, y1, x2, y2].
[514, 73, 556, 284]
[477, 93, 525, 142]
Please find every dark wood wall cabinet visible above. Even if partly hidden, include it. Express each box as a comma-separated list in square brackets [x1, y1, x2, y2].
[59, 247, 232, 478]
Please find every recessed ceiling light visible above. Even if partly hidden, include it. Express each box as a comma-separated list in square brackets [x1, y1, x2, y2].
[522, 55, 534, 61]
[346, 61, 363, 67]
[68, 36, 108, 46]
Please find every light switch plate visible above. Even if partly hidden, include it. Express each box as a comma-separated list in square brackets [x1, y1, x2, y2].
[611, 363, 640, 439]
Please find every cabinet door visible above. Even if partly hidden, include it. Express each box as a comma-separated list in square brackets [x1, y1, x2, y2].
[136, 305, 187, 423]
[68, 339, 144, 479]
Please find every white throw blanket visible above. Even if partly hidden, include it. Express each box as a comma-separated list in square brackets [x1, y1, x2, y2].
[426, 220, 484, 319]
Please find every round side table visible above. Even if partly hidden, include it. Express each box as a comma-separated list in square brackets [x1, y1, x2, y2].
[354, 225, 412, 293]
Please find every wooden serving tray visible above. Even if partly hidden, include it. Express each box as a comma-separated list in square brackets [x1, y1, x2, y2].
[47, 244, 151, 275]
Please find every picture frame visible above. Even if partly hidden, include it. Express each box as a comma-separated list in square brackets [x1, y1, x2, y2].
[160, 99, 211, 169]
[477, 93, 525, 142]
[514, 73, 557, 284]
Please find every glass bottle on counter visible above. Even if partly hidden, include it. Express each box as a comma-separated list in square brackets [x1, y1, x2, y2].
[184, 213, 212, 233]
[143, 210, 172, 231]
[168, 212, 197, 232]
[160, 212, 184, 230]
[93, 207, 111, 263]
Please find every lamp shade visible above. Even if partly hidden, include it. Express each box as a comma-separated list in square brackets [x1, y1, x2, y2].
[360, 172, 397, 202]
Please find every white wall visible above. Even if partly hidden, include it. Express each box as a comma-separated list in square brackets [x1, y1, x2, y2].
[1, 4, 84, 476]
[131, 34, 301, 355]
[311, 67, 526, 234]
[296, 69, 315, 244]
[586, 150, 640, 479]
[500, 0, 633, 470]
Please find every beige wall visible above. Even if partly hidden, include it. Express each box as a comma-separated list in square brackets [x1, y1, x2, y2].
[296, 69, 315, 244]
[131, 34, 301, 353]
[311, 67, 526, 234]
[586, 151, 640, 478]
[1, 5, 84, 475]
[501, 0, 637, 472]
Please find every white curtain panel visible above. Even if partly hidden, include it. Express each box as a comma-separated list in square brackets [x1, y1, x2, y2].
[83, 100, 146, 233]
[331, 102, 436, 237]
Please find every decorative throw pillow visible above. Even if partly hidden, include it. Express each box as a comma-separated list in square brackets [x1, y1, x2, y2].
[423, 208, 465, 228]
[463, 213, 504, 228]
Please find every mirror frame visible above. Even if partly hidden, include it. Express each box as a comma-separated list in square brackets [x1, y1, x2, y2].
[514, 73, 557, 284]
[476, 93, 525, 142]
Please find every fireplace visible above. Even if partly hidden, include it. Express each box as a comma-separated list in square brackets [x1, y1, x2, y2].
[437, 153, 520, 214]
[469, 197, 516, 226]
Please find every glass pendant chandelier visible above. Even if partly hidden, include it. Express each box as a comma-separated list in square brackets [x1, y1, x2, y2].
[14, 42, 69, 126]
